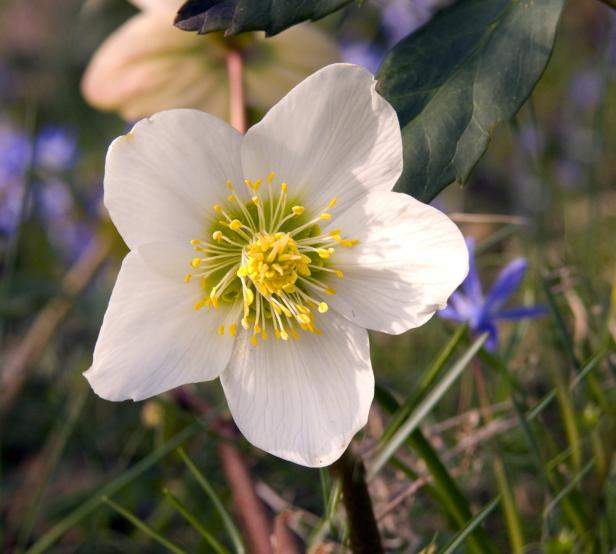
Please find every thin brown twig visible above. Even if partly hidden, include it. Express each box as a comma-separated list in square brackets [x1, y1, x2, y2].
[272, 512, 301, 554]
[218, 442, 273, 554]
[174, 386, 274, 554]
[375, 474, 432, 521]
[0, 236, 112, 414]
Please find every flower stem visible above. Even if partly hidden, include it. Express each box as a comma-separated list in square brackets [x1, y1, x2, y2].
[331, 447, 383, 554]
[227, 49, 246, 133]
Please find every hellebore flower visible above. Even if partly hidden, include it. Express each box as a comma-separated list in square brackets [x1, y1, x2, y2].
[81, 0, 339, 122]
[85, 64, 468, 467]
[439, 237, 545, 351]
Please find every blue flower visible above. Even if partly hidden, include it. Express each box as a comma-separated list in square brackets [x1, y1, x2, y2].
[439, 237, 546, 351]
[34, 125, 78, 172]
[0, 121, 31, 181]
[382, 0, 441, 46]
[339, 41, 385, 74]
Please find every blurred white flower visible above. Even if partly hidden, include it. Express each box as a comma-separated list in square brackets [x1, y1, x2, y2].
[81, 0, 339, 121]
[85, 64, 468, 467]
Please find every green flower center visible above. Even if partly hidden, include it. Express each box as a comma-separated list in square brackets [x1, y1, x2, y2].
[186, 173, 357, 345]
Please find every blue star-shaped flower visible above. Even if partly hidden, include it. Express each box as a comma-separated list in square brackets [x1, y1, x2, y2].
[439, 237, 546, 351]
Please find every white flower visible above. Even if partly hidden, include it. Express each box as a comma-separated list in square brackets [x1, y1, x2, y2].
[81, 0, 339, 122]
[85, 64, 468, 467]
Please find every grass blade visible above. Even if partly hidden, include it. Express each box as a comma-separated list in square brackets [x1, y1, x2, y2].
[440, 497, 501, 554]
[493, 457, 524, 554]
[25, 424, 198, 554]
[380, 324, 468, 444]
[375, 383, 497, 554]
[163, 488, 230, 554]
[102, 496, 187, 554]
[177, 447, 245, 554]
[369, 333, 488, 478]
[543, 459, 595, 520]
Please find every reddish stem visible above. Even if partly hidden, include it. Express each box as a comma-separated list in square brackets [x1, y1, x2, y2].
[227, 49, 246, 134]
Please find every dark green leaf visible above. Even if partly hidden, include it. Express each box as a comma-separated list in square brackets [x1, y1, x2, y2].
[376, 0, 566, 202]
[174, 0, 352, 37]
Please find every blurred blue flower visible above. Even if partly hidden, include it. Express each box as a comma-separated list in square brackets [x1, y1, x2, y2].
[339, 41, 385, 73]
[518, 123, 544, 156]
[0, 121, 31, 181]
[34, 125, 78, 172]
[36, 177, 96, 262]
[0, 121, 31, 235]
[439, 237, 546, 351]
[567, 69, 603, 110]
[0, 117, 92, 262]
[382, 0, 451, 45]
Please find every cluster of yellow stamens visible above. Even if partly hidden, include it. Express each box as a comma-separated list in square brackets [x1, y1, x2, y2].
[185, 172, 357, 345]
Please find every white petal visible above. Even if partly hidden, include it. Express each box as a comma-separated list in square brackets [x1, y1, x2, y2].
[81, 14, 229, 122]
[324, 191, 469, 334]
[220, 312, 373, 467]
[129, 0, 178, 12]
[85, 248, 240, 401]
[241, 63, 402, 214]
[104, 109, 243, 249]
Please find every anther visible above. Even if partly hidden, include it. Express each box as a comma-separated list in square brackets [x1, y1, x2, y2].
[318, 302, 329, 313]
[319, 213, 332, 220]
[292, 206, 305, 215]
[229, 219, 242, 231]
[212, 230, 223, 241]
[218, 324, 225, 336]
[184, 273, 192, 283]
